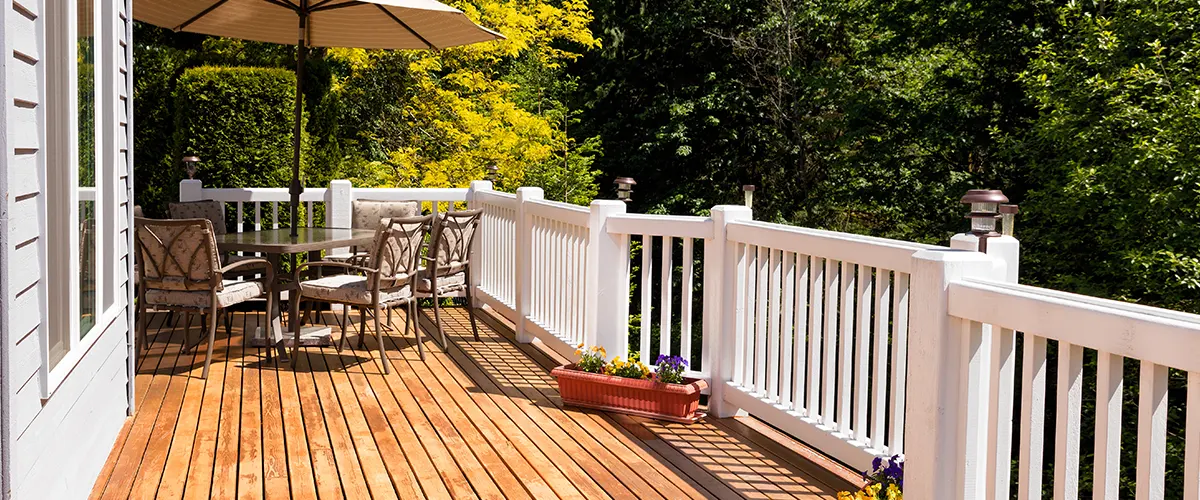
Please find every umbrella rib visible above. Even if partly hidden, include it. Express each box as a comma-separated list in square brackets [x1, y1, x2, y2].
[307, 0, 344, 10]
[175, 0, 232, 31]
[260, 0, 300, 12]
[309, 0, 362, 12]
[374, 3, 435, 49]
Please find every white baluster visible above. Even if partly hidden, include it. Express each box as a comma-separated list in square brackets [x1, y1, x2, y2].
[660, 236, 674, 358]
[854, 265, 871, 443]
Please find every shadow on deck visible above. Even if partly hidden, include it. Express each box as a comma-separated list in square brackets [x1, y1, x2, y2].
[89, 304, 854, 499]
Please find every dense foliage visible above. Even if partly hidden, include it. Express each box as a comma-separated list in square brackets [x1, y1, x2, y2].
[167, 67, 305, 219]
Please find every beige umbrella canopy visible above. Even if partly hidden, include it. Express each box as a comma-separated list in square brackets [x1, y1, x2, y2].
[134, 0, 503, 235]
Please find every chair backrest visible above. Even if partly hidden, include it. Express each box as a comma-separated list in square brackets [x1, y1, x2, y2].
[352, 200, 420, 229]
[134, 217, 222, 293]
[427, 209, 482, 276]
[369, 215, 433, 288]
[168, 200, 227, 235]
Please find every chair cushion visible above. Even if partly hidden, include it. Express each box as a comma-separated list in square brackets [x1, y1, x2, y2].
[415, 270, 466, 293]
[298, 274, 412, 306]
[146, 280, 266, 308]
[352, 200, 420, 229]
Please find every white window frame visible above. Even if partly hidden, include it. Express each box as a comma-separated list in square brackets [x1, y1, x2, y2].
[39, 0, 122, 396]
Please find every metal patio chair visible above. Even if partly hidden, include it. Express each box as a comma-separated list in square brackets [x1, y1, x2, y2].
[415, 209, 483, 347]
[291, 214, 433, 374]
[134, 217, 274, 379]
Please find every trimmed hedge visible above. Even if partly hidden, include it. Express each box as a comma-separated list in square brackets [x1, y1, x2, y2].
[164, 66, 311, 222]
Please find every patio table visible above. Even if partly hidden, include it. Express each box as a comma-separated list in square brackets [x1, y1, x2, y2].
[216, 227, 376, 359]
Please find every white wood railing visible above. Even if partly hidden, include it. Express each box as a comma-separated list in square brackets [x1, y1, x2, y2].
[718, 220, 937, 470]
[182, 179, 1200, 497]
[605, 213, 715, 380]
[474, 189, 518, 311]
[906, 241, 1200, 499]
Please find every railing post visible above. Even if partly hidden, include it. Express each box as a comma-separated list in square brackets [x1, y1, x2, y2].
[325, 179, 352, 254]
[325, 179, 352, 229]
[951, 231, 1020, 498]
[708, 205, 753, 418]
[905, 249, 1005, 499]
[467, 180, 493, 308]
[585, 200, 629, 355]
[951, 233, 1019, 283]
[179, 179, 203, 202]
[514, 187, 544, 343]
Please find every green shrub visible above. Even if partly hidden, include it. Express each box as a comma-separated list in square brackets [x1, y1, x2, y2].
[163, 66, 312, 222]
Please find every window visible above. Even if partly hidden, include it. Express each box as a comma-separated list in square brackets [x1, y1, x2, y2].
[43, 0, 117, 382]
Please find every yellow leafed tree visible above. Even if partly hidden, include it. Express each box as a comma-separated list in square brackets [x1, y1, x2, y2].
[323, 0, 601, 203]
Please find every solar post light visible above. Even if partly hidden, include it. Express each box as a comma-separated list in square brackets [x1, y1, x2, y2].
[961, 189, 1008, 252]
[615, 177, 636, 203]
[183, 155, 200, 180]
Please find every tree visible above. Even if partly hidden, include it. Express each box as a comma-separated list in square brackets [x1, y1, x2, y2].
[1020, 0, 1200, 313]
[317, 0, 603, 201]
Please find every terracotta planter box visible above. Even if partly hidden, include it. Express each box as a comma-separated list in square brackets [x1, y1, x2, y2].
[551, 364, 707, 423]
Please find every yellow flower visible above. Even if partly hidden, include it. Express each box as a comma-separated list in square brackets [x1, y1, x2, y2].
[838, 492, 853, 500]
[886, 484, 901, 500]
[574, 349, 582, 355]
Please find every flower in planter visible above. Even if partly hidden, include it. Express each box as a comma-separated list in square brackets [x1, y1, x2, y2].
[574, 344, 607, 374]
[655, 355, 688, 384]
[605, 353, 652, 379]
[838, 455, 903, 499]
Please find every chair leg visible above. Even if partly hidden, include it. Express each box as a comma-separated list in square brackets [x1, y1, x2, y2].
[137, 296, 148, 353]
[432, 290, 447, 348]
[264, 290, 275, 363]
[224, 310, 232, 337]
[375, 302, 390, 375]
[409, 301, 424, 361]
[302, 300, 314, 327]
[290, 292, 303, 367]
[465, 286, 481, 342]
[387, 306, 395, 331]
[358, 306, 368, 350]
[201, 304, 219, 379]
[179, 312, 192, 353]
[337, 304, 349, 352]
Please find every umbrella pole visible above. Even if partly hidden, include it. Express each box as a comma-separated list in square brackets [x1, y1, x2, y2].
[290, 9, 308, 239]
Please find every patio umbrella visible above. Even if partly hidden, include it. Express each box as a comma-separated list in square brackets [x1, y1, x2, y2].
[135, 0, 503, 237]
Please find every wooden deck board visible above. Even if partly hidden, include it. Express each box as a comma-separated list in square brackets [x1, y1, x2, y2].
[90, 306, 849, 499]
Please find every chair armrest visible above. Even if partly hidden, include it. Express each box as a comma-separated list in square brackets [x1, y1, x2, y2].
[218, 258, 275, 282]
[292, 261, 379, 281]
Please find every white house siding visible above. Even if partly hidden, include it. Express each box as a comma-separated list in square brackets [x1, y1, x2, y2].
[1, 0, 135, 498]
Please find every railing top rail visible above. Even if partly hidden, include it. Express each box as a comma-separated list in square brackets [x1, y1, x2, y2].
[349, 187, 468, 202]
[727, 219, 940, 273]
[606, 213, 713, 239]
[949, 277, 1200, 372]
[201, 187, 328, 203]
[526, 198, 590, 227]
[474, 189, 518, 208]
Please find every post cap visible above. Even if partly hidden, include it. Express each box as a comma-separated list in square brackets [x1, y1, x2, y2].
[743, 184, 757, 192]
[614, 177, 637, 186]
[960, 189, 1008, 204]
[999, 204, 1020, 215]
[182, 156, 200, 163]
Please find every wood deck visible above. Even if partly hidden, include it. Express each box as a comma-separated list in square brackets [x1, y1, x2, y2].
[89, 305, 851, 499]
